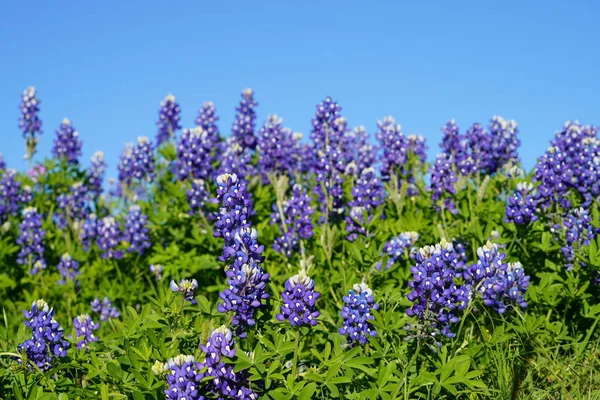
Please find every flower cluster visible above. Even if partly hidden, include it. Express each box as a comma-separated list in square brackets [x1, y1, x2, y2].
[88, 151, 106, 197]
[375, 232, 419, 271]
[187, 179, 210, 216]
[215, 138, 254, 179]
[80, 213, 98, 251]
[213, 173, 253, 260]
[489, 116, 520, 172]
[57, 253, 80, 285]
[195, 101, 220, 142]
[162, 355, 205, 400]
[276, 269, 320, 326]
[156, 94, 181, 145]
[256, 115, 299, 179]
[345, 126, 377, 175]
[123, 205, 151, 254]
[270, 184, 314, 257]
[118, 137, 156, 187]
[52, 118, 82, 164]
[18, 300, 69, 371]
[406, 239, 469, 343]
[430, 153, 458, 214]
[17, 207, 47, 274]
[232, 88, 258, 150]
[345, 168, 384, 241]
[170, 279, 198, 304]
[505, 182, 539, 225]
[91, 297, 120, 321]
[19, 87, 43, 160]
[175, 127, 216, 181]
[463, 242, 529, 314]
[1, 169, 30, 222]
[217, 228, 270, 336]
[557, 207, 600, 271]
[73, 314, 100, 350]
[339, 282, 379, 345]
[55, 181, 88, 228]
[96, 216, 123, 259]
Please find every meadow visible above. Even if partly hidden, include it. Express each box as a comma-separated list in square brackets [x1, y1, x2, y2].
[1, 87, 599, 399]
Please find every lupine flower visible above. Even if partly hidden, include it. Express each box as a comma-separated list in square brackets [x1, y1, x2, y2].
[18, 299, 69, 371]
[406, 239, 469, 344]
[488, 116, 520, 173]
[1, 169, 26, 221]
[345, 167, 384, 241]
[276, 268, 320, 326]
[215, 137, 254, 179]
[187, 179, 210, 216]
[17, 207, 46, 274]
[345, 126, 377, 176]
[163, 354, 205, 400]
[462, 122, 493, 175]
[463, 241, 529, 314]
[175, 127, 215, 181]
[213, 173, 253, 261]
[52, 118, 82, 164]
[80, 213, 98, 251]
[123, 205, 151, 255]
[149, 264, 163, 280]
[55, 182, 88, 229]
[270, 184, 314, 257]
[17, 185, 33, 206]
[117, 137, 155, 187]
[19, 87, 43, 161]
[57, 253, 80, 285]
[200, 326, 257, 399]
[256, 115, 299, 179]
[72, 314, 100, 350]
[156, 94, 181, 146]
[556, 207, 600, 271]
[217, 228, 269, 336]
[232, 88, 258, 150]
[88, 151, 106, 197]
[375, 232, 419, 270]
[505, 182, 539, 225]
[339, 282, 379, 345]
[430, 153, 458, 214]
[91, 297, 120, 321]
[440, 119, 463, 158]
[170, 279, 198, 304]
[195, 101, 220, 142]
[534, 146, 570, 209]
[96, 216, 123, 259]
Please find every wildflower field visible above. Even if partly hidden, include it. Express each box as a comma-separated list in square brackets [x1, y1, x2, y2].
[2, 87, 600, 399]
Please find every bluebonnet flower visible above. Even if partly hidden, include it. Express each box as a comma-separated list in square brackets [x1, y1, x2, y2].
[57, 253, 80, 285]
[339, 282, 379, 345]
[463, 122, 493, 175]
[345, 126, 377, 176]
[96, 216, 123, 259]
[170, 279, 198, 305]
[123, 205, 151, 255]
[276, 269, 320, 326]
[195, 101, 220, 142]
[557, 207, 600, 271]
[375, 232, 419, 271]
[215, 138, 254, 179]
[200, 326, 257, 399]
[17, 185, 33, 207]
[18, 299, 69, 371]
[345, 167, 385, 241]
[256, 115, 299, 179]
[17, 207, 46, 275]
[187, 179, 210, 216]
[309, 96, 344, 156]
[80, 213, 98, 251]
[463, 242, 529, 314]
[488, 116, 520, 173]
[534, 146, 570, 209]
[217, 228, 270, 336]
[163, 354, 205, 400]
[1, 169, 26, 221]
[270, 184, 315, 257]
[149, 264, 163, 280]
[406, 239, 469, 343]
[156, 94, 181, 145]
[52, 118, 82, 164]
[118, 136, 155, 187]
[430, 153, 458, 214]
[440, 119, 462, 158]
[73, 314, 100, 350]
[88, 151, 106, 197]
[505, 182, 539, 225]
[232, 88, 258, 150]
[176, 127, 215, 181]
[91, 297, 120, 321]
[19, 87, 43, 161]
[213, 173, 253, 261]
[55, 182, 89, 229]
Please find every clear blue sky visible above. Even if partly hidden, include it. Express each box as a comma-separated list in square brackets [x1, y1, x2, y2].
[1, 1, 598, 177]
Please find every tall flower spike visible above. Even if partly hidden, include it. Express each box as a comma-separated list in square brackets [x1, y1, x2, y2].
[187, 179, 210, 216]
[19, 87, 43, 161]
[1, 169, 29, 222]
[430, 153, 458, 214]
[17, 207, 47, 275]
[375, 232, 419, 271]
[123, 205, 151, 255]
[57, 253, 80, 285]
[163, 354, 205, 400]
[557, 207, 600, 271]
[505, 182, 539, 225]
[18, 299, 69, 371]
[215, 138, 254, 179]
[73, 314, 100, 350]
[232, 88, 258, 150]
[52, 118, 82, 164]
[256, 115, 299, 180]
[277, 269, 320, 326]
[156, 94, 181, 146]
[270, 184, 315, 257]
[80, 213, 98, 251]
[175, 127, 215, 181]
[117, 136, 155, 188]
[170, 279, 198, 304]
[488, 116, 520, 173]
[96, 216, 123, 259]
[345, 167, 385, 241]
[91, 297, 120, 321]
[55, 181, 89, 229]
[339, 282, 379, 345]
[88, 151, 107, 197]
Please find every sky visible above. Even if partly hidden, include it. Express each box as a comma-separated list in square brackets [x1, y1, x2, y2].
[1, 1, 599, 177]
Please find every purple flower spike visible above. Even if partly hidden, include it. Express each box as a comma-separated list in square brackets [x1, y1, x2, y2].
[156, 94, 181, 146]
[270, 184, 315, 257]
[505, 182, 539, 225]
[73, 314, 100, 350]
[123, 205, 151, 255]
[170, 279, 198, 305]
[96, 216, 123, 260]
[17, 207, 47, 275]
[19, 87, 43, 161]
[339, 282, 379, 345]
[91, 297, 120, 321]
[276, 269, 320, 326]
[163, 355, 205, 400]
[52, 118, 82, 164]
[57, 253, 80, 285]
[232, 88, 258, 150]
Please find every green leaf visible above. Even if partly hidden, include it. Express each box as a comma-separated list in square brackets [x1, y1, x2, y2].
[297, 382, 317, 400]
